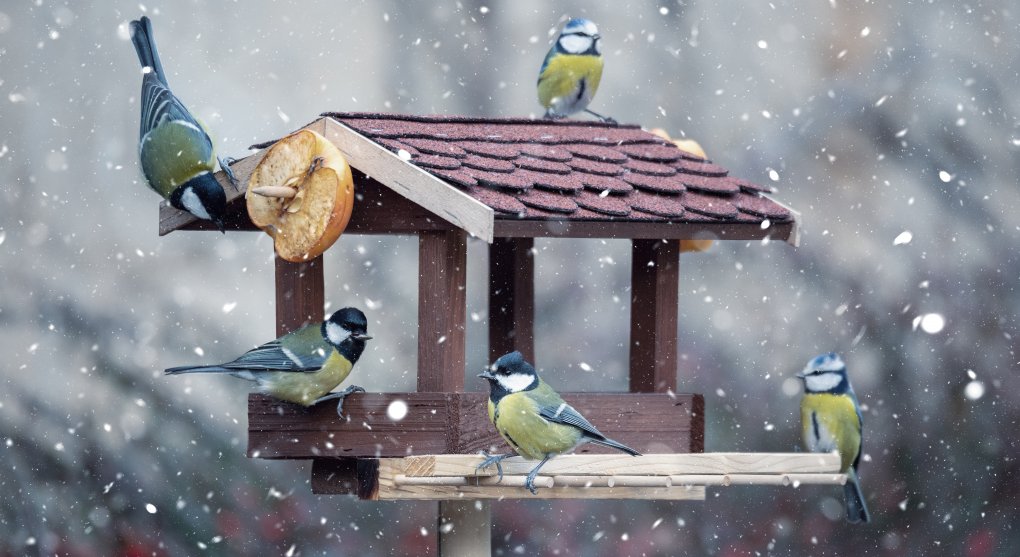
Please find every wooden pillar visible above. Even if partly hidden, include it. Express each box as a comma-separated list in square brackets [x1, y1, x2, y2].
[438, 500, 491, 556]
[419, 230, 484, 557]
[275, 255, 325, 336]
[629, 239, 679, 393]
[418, 230, 468, 392]
[487, 237, 535, 363]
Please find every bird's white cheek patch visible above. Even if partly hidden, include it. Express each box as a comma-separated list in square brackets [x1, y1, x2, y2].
[805, 372, 843, 392]
[180, 186, 211, 220]
[497, 373, 535, 393]
[325, 321, 350, 345]
[559, 34, 593, 54]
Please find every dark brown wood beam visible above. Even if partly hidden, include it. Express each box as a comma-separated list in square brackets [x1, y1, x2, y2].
[249, 392, 703, 461]
[274, 255, 325, 336]
[487, 237, 535, 363]
[493, 218, 796, 243]
[418, 230, 468, 392]
[629, 239, 680, 393]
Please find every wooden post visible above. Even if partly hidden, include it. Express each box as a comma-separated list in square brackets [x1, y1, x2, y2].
[487, 237, 535, 363]
[629, 239, 679, 393]
[418, 230, 468, 392]
[274, 255, 325, 335]
[438, 500, 491, 556]
[418, 230, 479, 556]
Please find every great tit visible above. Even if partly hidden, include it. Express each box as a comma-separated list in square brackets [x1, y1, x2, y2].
[537, 18, 614, 123]
[165, 307, 371, 416]
[477, 351, 640, 494]
[798, 352, 872, 523]
[130, 16, 236, 232]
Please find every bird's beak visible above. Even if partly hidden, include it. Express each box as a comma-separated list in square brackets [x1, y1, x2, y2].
[796, 370, 808, 379]
[478, 370, 495, 381]
[352, 333, 373, 341]
[214, 217, 226, 234]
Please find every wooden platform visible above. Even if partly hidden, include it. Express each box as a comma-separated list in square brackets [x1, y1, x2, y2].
[308, 453, 845, 500]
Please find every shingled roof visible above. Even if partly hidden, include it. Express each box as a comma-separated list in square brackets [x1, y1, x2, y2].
[160, 112, 797, 243]
[326, 112, 792, 227]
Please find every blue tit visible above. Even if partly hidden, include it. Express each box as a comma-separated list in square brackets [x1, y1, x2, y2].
[130, 16, 236, 232]
[477, 351, 640, 494]
[537, 18, 614, 123]
[798, 352, 872, 524]
[166, 307, 372, 416]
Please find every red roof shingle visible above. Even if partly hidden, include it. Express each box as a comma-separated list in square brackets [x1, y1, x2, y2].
[323, 112, 791, 225]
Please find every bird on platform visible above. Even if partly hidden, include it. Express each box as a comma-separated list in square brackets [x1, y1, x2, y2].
[798, 352, 872, 523]
[130, 15, 236, 232]
[477, 351, 640, 494]
[165, 307, 371, 416]
[537, 18, 614, 123]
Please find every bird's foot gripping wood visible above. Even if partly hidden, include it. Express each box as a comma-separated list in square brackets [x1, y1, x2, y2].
[524, 455, 553, 495]
[476, 452, 515, 482]
[218, 156, 240, 191]
[314, 385, 366, 417]
[583, 109, 617, 125]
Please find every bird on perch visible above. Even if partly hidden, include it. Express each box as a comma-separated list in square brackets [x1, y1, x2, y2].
[165, 307, 371, 416]
[477, 351, 640, 494]
[537, 18, 614, 123]
[798, 352, 872, 523]
[130, 15, 236, 232]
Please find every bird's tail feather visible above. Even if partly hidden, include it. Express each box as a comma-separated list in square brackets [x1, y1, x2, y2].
[843, 467, 871, 524]
[164, 365, 234, 375]
[590, 436, 641, 456]
[129, 16, 167, 85]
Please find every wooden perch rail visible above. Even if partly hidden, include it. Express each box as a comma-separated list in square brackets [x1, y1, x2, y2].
[310, 453, 844, 500]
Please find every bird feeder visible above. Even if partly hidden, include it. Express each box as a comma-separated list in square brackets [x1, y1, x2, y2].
[160, 113, 843, 555]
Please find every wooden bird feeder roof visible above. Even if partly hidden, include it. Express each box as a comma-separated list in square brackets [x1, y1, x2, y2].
[160, 113, 798, 244]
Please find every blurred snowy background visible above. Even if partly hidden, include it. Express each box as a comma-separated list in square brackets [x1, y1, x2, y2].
[2, 1, 1018, 555]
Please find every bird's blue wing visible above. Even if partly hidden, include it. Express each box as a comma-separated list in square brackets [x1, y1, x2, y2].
[537, 46, 558, 85]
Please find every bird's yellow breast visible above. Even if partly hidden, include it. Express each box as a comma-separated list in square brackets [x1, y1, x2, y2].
[801, 393, 861, 472]
[537, 54, 604, 109]
[264, 350, 353, 406]
[140, 121, 217, 197]
[489, 392, 581, 460]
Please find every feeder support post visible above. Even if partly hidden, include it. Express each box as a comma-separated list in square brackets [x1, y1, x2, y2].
[629, 239, 680, 393]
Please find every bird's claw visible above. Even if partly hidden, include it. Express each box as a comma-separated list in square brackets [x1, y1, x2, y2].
[476, 452, 512, 482]
[219, 156, 240, 191]
[524, 472, 540, 495]
[313, 385, 365, 418]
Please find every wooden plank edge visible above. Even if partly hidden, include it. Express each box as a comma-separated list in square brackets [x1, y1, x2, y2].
[399, 452, 842, 477]
[322, 117, 495, 243]
[492, 218, 795, 242]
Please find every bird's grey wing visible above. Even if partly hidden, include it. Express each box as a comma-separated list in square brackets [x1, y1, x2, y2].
[139, 73, 206, 140]
[220, 340, 327, 373]
[538, 402, 607, 440]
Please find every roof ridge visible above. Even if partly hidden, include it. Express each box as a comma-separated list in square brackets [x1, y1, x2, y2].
[322, 111, 641, 130]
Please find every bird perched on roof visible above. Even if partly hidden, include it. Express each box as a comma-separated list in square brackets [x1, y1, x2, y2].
[477, 351, 640, 494]
[798, 352, 872, 523]
[165, 307, 372, 416]
[130, 15, 236, 232]
[537, 18, 614, 123]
